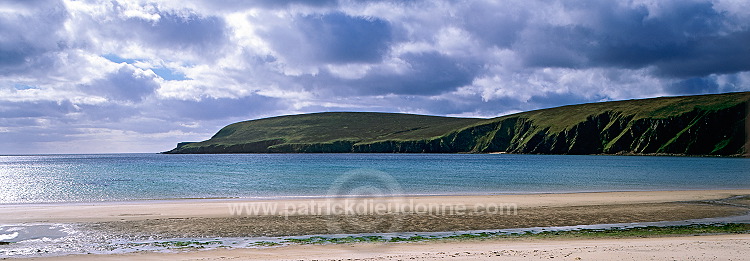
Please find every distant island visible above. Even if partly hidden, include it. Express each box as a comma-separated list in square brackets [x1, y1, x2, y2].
[164, 92, 749, 156]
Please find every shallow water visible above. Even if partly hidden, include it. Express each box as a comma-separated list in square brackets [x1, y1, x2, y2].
[1, 154, 749, 204]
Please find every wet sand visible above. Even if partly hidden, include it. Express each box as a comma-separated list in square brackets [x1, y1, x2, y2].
[2, 190, 750, 260]
[87, 201, 745, 238]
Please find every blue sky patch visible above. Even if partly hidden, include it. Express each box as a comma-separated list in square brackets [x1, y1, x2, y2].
[13, 84, 38, 90]
[103, 54, 139, 64]
[152, 67, 188, 81]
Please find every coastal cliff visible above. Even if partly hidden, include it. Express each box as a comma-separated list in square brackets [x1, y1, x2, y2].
[164, 92, 749, 156]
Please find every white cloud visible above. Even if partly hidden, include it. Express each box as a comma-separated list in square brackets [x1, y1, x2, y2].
[0, 0, 749, 154]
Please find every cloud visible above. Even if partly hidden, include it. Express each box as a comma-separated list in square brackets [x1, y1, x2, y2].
[513, 1, 750, 77]
[0, 100, 78, 119]
[1, 0, 750, 153]
[194, 0, 337, 11]
[460, 1, 529, 48]
[74, 4, 229, 62]
[0, 0, 68, 74]
[652, 30, 750, 77]
[78, 66, 160, 102]
[341, 51, 482, 96]
[119, 11, 227, 53]
[155, 95, 284, 121]
[261, 12, 392, 65]
[666, 77, 720, 95]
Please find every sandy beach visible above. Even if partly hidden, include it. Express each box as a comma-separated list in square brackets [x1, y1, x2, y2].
[3, 190, 750, 260]
[2, 190, 748, 223]
[24, 234, 750, 261]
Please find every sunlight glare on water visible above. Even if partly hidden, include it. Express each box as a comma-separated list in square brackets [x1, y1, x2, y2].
[0, 154, 748, 204]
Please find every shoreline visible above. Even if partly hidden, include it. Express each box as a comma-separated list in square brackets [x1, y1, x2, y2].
[2, 189, 750, 259]
[2, 187, 748, 207]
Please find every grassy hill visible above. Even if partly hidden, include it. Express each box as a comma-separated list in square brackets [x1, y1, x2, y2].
[168, 112, 484, 153]
[511, 91, 748, 132]
[165, 92, 749, 156]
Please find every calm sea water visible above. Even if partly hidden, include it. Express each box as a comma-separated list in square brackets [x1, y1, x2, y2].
[1, 153, 749, 204]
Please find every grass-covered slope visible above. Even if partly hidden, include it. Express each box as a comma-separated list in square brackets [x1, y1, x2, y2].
[166, 112, 484, 153]
[165, 92, 749, 156]
[467, 91, 749, 155]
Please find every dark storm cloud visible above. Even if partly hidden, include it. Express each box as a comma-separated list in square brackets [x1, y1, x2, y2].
[527, 91, 604, 108]
[515, 1, 750, 78]
[78, 66, 159, 102]
[349, 52, 481, 95]
[665, 77, 720, 95]
[290, 51, 481, 96]
[115, 11, 228, 53]
[300, 12, 392, 63]
[0, 0, 67, 73]
[516, 25, 593, 68]
[652, 30, 750, 77]
[157, 95, 283, 121]
[0, 100, 77, 119]
[461, 1, 528, 48]
[263, 12, 392, 64]
[405, 96, 524, 118]
[196, 0, 337, 10]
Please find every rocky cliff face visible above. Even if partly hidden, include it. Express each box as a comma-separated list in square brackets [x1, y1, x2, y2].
[165, 94, 748, 156]
[343, 102, 746, 155]
[470, 102, 746, 155]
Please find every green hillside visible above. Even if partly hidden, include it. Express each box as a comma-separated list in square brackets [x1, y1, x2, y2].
[510, 92, 748, 132]
[165, 92, 749, 156]
[168, 112, 484, 153]
[460, 91, 749, 155]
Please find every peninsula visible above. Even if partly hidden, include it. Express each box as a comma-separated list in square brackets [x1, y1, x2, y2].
[165, 92, 749, 156]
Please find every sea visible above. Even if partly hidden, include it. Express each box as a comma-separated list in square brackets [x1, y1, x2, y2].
[1, 153, 750, 257]
[1, 153, 749, 204]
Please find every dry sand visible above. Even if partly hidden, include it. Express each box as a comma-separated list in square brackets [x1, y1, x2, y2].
[24, 234, 750, 260]
[2, 190, 749, 223]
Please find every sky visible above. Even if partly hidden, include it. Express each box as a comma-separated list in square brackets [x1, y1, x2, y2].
[1, 0, 750, 154]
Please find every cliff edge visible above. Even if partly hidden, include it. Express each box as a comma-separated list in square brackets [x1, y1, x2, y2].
[164, 92, 749, 156]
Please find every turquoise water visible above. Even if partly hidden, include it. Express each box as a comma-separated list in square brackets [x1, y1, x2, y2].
[1, 153, 749, 204]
